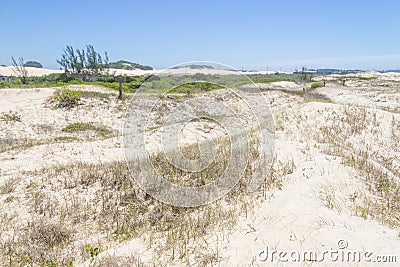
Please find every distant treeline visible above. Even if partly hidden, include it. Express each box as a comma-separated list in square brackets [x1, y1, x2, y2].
[108, 60, 153, 70]
[0, 70, 313, 93]
[24, 61, 43, 68]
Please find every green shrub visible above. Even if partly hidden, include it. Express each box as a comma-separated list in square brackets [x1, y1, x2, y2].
[0, 81, 14, 88]
[77, 90, 111, 100]
[61, 122, 113, 137]
[171, 82, 224, 93]
[310, 82, 324, 89]
[1, 111, 21, 123]
[359, 76, 376, 81]
[86, 244, 100, 261]
[53, 89, 82, 109]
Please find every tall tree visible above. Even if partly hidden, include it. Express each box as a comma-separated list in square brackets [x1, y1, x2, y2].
[86, 45, 103, 75]
[76, 49, 86, 74]
[11, 57, 28, 84]
[57, 45, 74, 72]
[57, 45, 109, 77]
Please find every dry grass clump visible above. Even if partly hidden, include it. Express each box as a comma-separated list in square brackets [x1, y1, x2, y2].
[0, 88, 280, 265]
[1, 217, 73, 267]
[0, 178, 19, 195]
[0, 137, 47, 153]
[315, 106, 400, 226]
[0, 133, 282, 266]
[149, 140, 231, 187]
[305, 91, 333, 103]
[90, 255, 146, 267]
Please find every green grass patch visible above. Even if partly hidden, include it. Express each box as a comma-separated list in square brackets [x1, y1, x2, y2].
[53, 89, 82, 109]
[74, 90, 112, 100]
[61, 122, 113, 137]
[1, 111, 21, 123]
[0, 73, 67, 88]
[359, 76, 377, 81]
[0, 73, 145, 93]
[310, 82, 324, 89]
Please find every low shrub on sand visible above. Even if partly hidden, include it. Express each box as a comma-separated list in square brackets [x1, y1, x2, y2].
[310, 82, 324, 89]
[53, 89, 81, 109]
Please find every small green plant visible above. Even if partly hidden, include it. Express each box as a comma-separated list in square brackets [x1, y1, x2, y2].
[24, 255, 31, 265]
[76, 90, 111, 100]
[310, 82, 324, 89]
[357, 205, 368, 220]
[62, 122, 93, 133]
[86, 244, 100, 262]
[305, 92, 333, 103]
[53, 89, 81, 109]
[45, 259, 57, 267]
[1, 111, 21, 123]
[170, 82, 224, 94]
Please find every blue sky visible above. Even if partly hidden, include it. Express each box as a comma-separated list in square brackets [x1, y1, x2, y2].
[1, 0, 399, 70]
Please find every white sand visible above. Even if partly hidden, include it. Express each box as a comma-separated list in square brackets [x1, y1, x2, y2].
[0, 66, 64, 76]
[1, 73, 399, 266]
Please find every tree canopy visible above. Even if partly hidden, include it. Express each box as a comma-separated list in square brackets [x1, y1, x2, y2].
[24, 61, 43, 68]
[108, 60, 153, 70]
[57, 45, 109, 76]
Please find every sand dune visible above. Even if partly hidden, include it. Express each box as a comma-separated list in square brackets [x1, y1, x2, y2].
[0, 73, 399, 266]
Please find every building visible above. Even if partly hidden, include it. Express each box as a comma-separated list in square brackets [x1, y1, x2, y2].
[0, 76, 12, 82]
